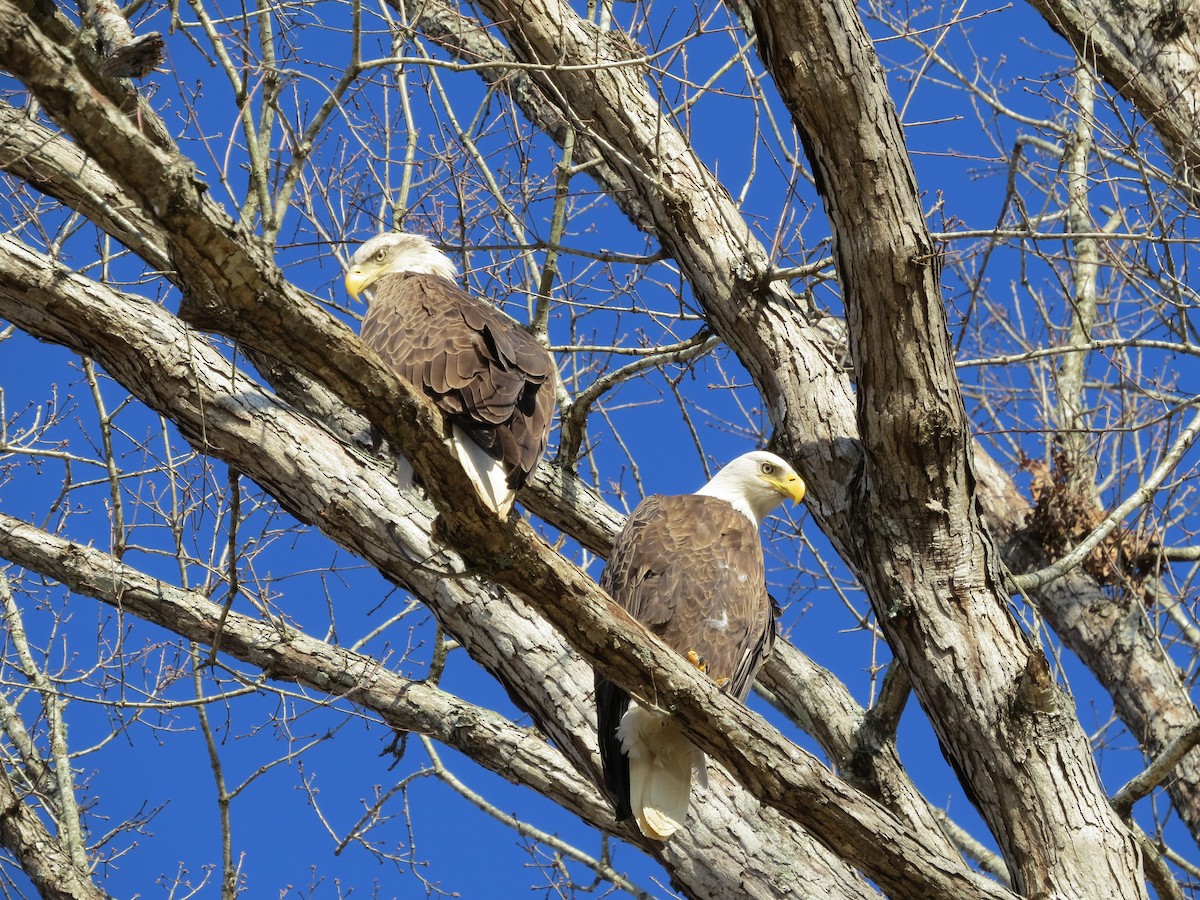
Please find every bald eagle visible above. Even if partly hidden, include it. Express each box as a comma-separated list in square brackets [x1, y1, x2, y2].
[345, 233, 557, 517]
[596, 451, 806, 841]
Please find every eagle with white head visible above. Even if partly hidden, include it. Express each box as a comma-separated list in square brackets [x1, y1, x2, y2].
[345, 232, 557, 517]
[596, 450, 806, 841]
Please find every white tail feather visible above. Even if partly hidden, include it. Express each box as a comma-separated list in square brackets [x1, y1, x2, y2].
[450, 426, 516, 517]
[617, 702, 704, 841]
[393, 453, 415, 494]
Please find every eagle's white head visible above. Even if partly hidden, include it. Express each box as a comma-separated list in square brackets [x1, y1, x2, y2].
[695, 450, 806, 527]
[344, 232, 459, 301]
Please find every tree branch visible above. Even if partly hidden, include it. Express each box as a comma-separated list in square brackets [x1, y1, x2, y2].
[1024, 0, 1200, 207]
[1112, 721, 1200, 818]
[0, 237, 888, 900]
[0, 744, 109, 900]
[1012, 404, 1200, 592]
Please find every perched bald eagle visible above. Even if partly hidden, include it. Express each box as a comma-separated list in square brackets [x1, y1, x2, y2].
[345, 233, 557, 517]
[596, 451, 806, 841]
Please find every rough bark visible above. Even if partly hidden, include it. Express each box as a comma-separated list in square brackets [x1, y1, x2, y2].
[742, 1, 1147, 896]
[758, 647, 962, 863]
[83, 0, 163, 79]
[0, 766, 110, 900]
[976, 451, 1200, 838]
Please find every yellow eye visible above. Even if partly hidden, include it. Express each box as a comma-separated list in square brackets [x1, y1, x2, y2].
[760, 462, 775, 475]
[375, 248, 388, 263]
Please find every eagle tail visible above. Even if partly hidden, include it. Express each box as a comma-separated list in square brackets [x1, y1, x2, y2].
[596, 678, 633, 821]
[393, 453, 415, 493]
[449, 425, 516, 517]
[618, 702, 702, 841]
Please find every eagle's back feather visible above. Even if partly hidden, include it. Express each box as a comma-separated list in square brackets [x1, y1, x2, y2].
[360, 272, 555, 495]
[596, 492, 777, 838]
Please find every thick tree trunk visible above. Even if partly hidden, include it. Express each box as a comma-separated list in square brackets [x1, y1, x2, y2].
[741, 0, 1148, 895]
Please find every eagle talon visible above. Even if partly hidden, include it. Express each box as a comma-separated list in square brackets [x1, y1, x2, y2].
[685, 649, 709, 673]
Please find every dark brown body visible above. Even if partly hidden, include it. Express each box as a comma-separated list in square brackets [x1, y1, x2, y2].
[596, 493, 777, 821]
[360, 273, 555, 490]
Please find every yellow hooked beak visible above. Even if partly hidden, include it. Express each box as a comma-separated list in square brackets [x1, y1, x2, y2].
[766, 470, 806, 504]
[344, 265, 377, 301]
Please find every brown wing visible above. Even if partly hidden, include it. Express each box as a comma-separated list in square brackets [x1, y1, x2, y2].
[360, 273, 556, 489]
[596, 493, 777, 820]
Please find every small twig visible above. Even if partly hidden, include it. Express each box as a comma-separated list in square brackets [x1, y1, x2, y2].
[82, 357, 126, 560]
[930, 809, 1011, 887]
[533, 125, 575, 343]
[0, 572, 89, 873]
[209, 467, 242, 664]
[189, 644, 237, 899]
[860, 660, 911, 743]
[1011, 402, 1200, 592]
[766, 255, 836, 282]
[427, 622, 451, 686]
[556, 331, 720, 466]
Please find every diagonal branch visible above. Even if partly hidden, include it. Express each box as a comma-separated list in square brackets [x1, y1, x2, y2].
[0, 761, 109, 900]
[0, 513, 610, 829]
[0, 237, 887, 900]
[1113, 721, 1200, 818]
[1012, 402, 1200, 592]
[0, 234, 1008, 900]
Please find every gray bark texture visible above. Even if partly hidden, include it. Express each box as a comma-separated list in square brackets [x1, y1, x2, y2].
[741, 2, 1147, 895]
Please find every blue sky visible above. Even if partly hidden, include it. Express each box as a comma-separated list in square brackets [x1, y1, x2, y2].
[2, 0, 1199, 896]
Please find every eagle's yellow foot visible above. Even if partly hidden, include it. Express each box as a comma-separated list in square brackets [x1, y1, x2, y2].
[685, 649, 709, 673]
[714, 676, 730, 688]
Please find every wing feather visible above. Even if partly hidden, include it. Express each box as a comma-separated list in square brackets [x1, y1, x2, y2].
[360, 273, 555, 490]
[596, 493, 777, 825]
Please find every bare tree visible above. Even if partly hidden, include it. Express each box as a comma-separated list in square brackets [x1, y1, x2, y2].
[1, 0, 1198, 897]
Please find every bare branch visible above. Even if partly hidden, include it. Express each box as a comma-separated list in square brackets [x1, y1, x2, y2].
[1112, 721, 1200, 818]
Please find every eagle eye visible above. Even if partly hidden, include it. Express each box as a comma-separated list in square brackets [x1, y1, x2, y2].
[760, 462, 775, 475]
[374, 248, 388, 263]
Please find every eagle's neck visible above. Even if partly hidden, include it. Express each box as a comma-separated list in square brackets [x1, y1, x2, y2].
[695, 478, 777, 529]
